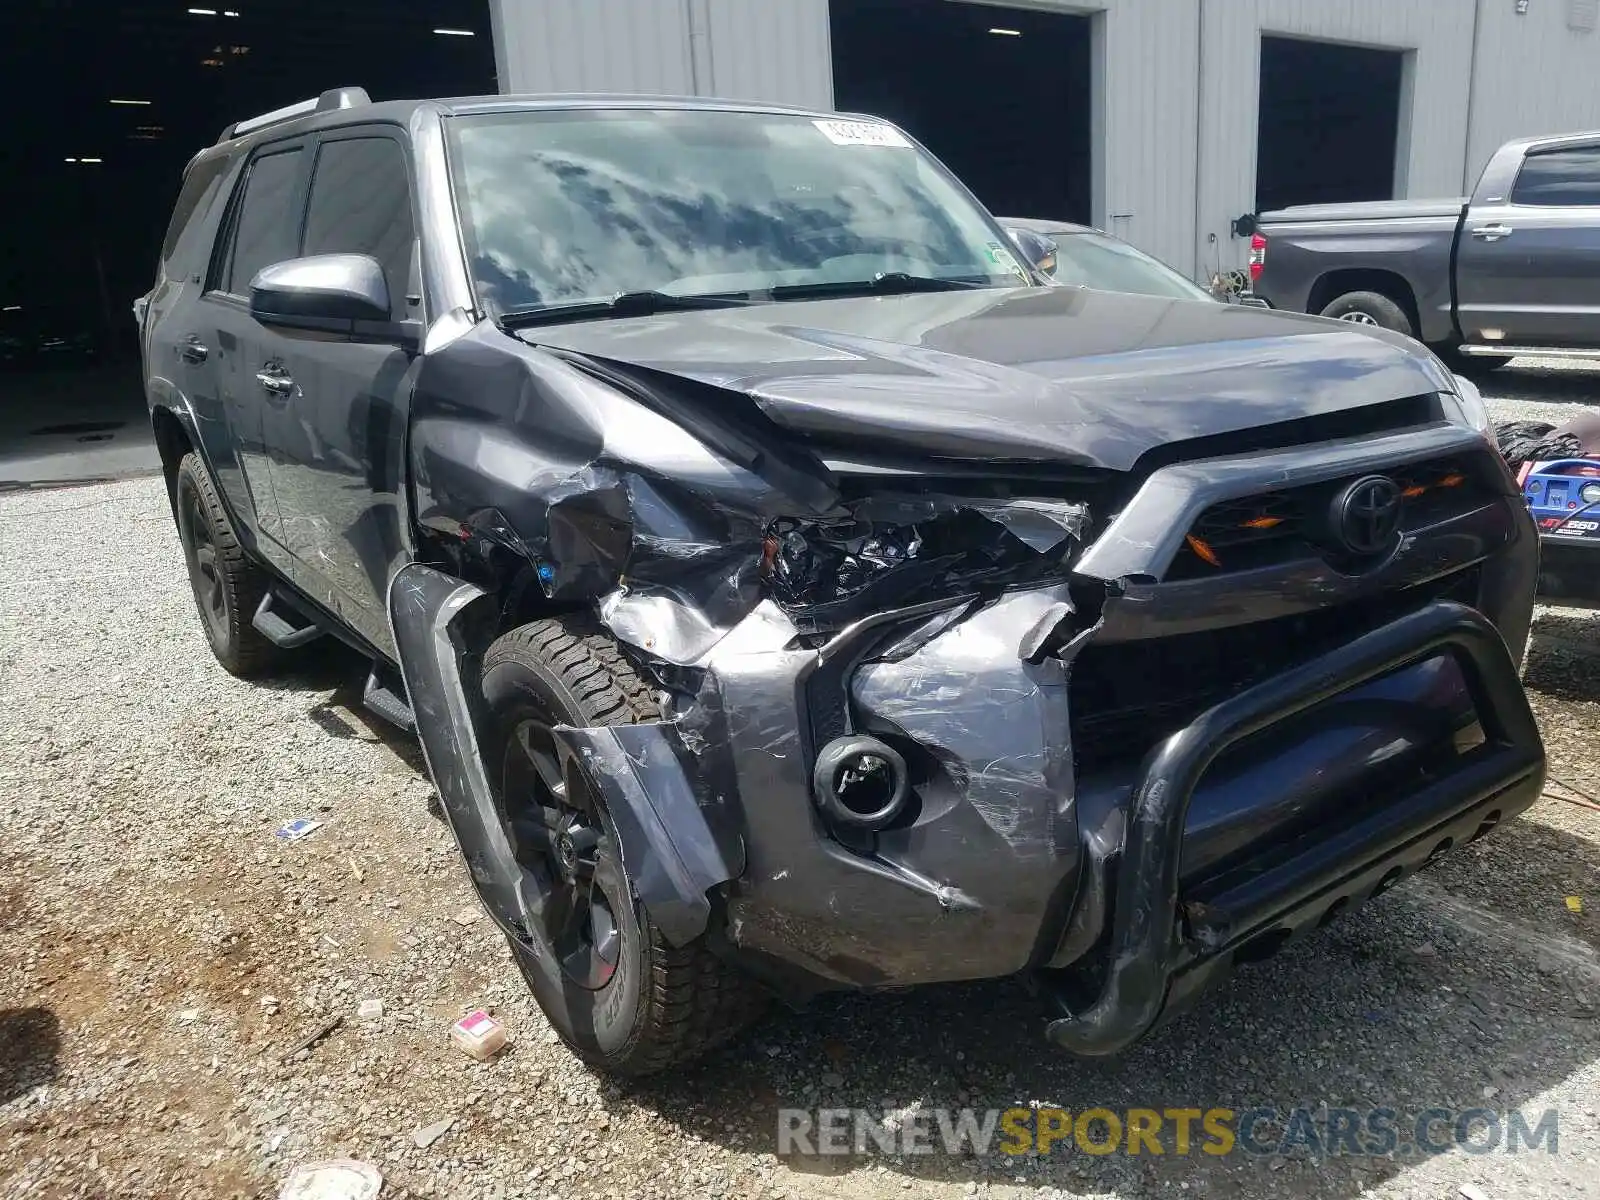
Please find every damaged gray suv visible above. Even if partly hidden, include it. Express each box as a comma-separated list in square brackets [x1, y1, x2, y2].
[139, 88, 1547, 1076]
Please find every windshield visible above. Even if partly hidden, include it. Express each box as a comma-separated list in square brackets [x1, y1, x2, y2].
[1051, 232, 1212, 302]
[445, 107, 1034, 316]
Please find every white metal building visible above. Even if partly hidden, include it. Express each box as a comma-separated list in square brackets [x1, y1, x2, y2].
[485, 0, 1600, 282]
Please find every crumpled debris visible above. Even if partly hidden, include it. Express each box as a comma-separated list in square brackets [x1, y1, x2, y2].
[763, 494, 1088, 631]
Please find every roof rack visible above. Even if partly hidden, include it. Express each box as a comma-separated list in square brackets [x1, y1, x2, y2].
[217, 86, 370, 144]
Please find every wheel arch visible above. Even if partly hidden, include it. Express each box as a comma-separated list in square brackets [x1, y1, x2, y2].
[385, 562, 735, 948]
[150, 403, 196, 518]
[1308, 269, 1421, 336]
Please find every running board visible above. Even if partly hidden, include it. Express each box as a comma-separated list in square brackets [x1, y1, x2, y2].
[252, 592, 325, 649]
[1458, 344, 1600, 361]
[363, 666, 415, 732]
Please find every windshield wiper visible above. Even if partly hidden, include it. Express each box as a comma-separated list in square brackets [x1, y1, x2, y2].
[499, 290, 752, 329]
[766, 272, 989, 301]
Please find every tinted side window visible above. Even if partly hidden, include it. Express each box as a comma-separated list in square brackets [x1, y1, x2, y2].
[302, 136, 415, 316]
[1511, 146, 1600, 206]
[222, 147, 304, 294]
[160, 153, 233, 278]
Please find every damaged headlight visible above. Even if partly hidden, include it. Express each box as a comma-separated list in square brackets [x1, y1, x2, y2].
[761, 493, 1089, 630]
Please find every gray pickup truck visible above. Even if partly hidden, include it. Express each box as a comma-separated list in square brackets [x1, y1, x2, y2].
[1252, 131, 1600, 372]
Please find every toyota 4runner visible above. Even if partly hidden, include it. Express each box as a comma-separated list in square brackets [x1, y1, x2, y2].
[139, 87, 1546, 1076]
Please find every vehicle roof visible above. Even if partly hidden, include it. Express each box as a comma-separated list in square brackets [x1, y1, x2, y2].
[1493, 128, 1600, 157]
[199, 91, 860, 163]
[996, 216, 1099, 237]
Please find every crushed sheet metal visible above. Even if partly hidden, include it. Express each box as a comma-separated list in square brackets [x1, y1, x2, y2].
[410, 327, 1093, 666]
[852, 587, 1078, 850]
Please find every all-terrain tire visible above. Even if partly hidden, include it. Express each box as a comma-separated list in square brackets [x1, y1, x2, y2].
[483, 617, 764, 1076]
[1319, 290, 1415, 338]
[174, 452, 281, 677]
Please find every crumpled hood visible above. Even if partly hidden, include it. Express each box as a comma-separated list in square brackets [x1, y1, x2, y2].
[522, 285, 1446, 472]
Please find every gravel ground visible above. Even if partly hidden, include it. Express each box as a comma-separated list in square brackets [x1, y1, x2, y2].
[3, 359, 1600, 1200]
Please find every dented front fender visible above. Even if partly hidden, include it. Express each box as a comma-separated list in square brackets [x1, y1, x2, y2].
[386, 561, 736, 948]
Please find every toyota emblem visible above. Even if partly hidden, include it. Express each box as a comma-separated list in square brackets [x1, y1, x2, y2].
[1333, 475, 1403, 556]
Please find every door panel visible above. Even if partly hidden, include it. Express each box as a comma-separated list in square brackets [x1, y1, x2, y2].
[209, 299, 291, 565]
[189, 140, 309, 557]
[1456, 144, 1600, 348]
[259, 333, 415, 651]
[262, 130, 421, 654]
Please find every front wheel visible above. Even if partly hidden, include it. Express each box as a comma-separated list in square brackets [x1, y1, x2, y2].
[482, 617, 763, 1076]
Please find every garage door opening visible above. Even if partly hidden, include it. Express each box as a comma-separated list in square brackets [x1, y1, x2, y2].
[1256, 35, 1407, 212]
[830, 0, 1092, 223]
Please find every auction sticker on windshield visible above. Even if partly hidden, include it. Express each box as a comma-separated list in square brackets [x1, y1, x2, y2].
[813, 119, 911, 148]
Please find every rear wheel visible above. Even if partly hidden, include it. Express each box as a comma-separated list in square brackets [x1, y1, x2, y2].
[174, 452, 280, 677]
[1319, 290, 1414, 338]
[482, 617, 763, 1076]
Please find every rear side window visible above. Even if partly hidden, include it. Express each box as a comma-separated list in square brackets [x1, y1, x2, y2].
[160, 153, 232, 278]
[302, 136, 415, 317]
[220, 147, 304, 294]
[1511, 146, 1600, 206]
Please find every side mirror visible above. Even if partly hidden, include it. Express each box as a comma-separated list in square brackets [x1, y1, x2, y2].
[249, 254, 393, 332]
[1004, 227, 1058, 277]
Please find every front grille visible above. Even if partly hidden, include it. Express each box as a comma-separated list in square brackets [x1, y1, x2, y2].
[1068, 566, 1483, 776]
[1168, 456, 1491, 580]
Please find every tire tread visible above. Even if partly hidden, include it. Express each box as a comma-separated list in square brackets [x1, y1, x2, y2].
[176, 452, 280, 677]
[484, 615, 762, 1075]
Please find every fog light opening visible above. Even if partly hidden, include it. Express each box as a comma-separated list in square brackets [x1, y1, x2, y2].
[813, 735, 911, 830]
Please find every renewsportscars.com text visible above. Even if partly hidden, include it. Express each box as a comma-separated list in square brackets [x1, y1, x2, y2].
[778, 1106, 1559, 1158]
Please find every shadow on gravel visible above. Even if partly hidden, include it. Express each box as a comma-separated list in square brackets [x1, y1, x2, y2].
[616, 808, 1600, 1198]
[256, 640, 428, 774]
[1487, 364, 1600, 409]
[0, 1007, 61, 1106]
[1526, 611, 1600, 703]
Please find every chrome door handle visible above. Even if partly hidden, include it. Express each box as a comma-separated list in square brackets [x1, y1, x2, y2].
[255, 369, 294, 397]
[178, 339, 209, 364]
[1471, 223, 1514, 241]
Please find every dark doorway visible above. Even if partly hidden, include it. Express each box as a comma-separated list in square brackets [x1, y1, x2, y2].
[831, 0, 1093, 223]
[1256, 35, 1406, 213]
[0, 0, 495, 484]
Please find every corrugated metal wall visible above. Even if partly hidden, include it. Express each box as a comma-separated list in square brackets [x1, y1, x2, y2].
[487, 0, 1600, 278]
[1192, 0, 1477, 279]
[1466, 0, 1600, 188]
[488, 0, 831, 106]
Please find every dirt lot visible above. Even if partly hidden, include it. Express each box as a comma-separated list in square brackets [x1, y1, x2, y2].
[3, 363, 1600, 1199]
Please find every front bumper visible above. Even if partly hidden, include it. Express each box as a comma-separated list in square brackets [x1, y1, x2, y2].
[390, 420, 1545, 1053]
[1045, 598, 1542, 1056]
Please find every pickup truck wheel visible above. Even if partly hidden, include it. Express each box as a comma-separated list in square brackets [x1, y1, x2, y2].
[1319, 291, 1414, 338]
[482, 617, 763, 1076]
[173, 452, 281, 677]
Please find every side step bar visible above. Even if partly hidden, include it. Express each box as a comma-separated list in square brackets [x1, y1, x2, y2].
[252, 592, 325, 649]
[1458, 343, 1600, 361]
[363, 665, 415, 732]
